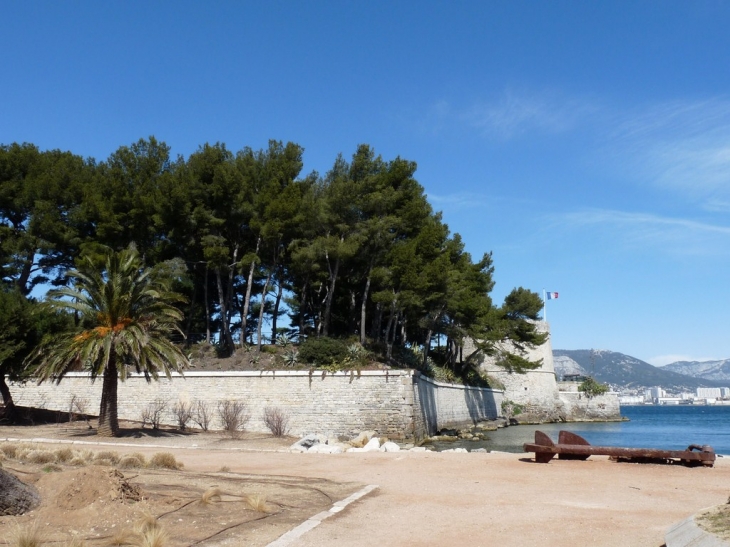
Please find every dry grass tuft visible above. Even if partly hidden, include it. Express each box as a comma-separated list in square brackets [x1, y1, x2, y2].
[9, 521, 44, 547]
[136, 514, 168, 547]
[199, 487, 222, 505]
[107, 529, 138, 546]
[26, 449, 57, 464]
[218, 465, 231, 472]
[94, 450, 120, 464]
[129, 452, 147, 466]
[245, 493, 275, 513]
[149, 452, 182, 470]
[118, 455, 145, 469]
[55, 447, 74, 463]
[68, 456, 88, 467]
[0, 443, 20, 458]
[63, 536, 86, 547]
[138, 526, 168, 547]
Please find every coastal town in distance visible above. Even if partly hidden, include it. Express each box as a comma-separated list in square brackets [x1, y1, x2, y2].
[554, 349, 730, 406]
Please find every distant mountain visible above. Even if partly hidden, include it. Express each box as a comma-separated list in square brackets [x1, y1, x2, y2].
[663, 359, 730, 382]
[553, 349, 729, 391]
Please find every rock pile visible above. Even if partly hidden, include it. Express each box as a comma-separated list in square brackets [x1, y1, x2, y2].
[289, 431, 422, 454]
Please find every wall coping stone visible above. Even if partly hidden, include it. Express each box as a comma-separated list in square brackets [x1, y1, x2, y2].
[39, 370, 416, 380]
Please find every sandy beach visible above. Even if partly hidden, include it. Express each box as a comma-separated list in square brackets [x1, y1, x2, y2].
[2, 424, 729, 547]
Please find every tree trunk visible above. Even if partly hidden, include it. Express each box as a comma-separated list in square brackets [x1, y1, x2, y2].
[16, 249, 35, 296]
[241, 236, 261, 346]
[256, 270, 272, 351]
[215, 267, 235, 353]
[0, 468, 40, 516]
[271, 276, 284, 341]
[360, 267, 373, 345]
[0, 372, 17, 424]
[372, 303, 383, 341]
[323, 253, 340, 337]
[423, 328, 433, 367]
[384, 303, 396, 360]
[299, 276, 309, 338]
[97, 358, 119, 437]
[185, 264, 198, 343]
[226, 244, 239, 335]
[204, 263, 211, 343]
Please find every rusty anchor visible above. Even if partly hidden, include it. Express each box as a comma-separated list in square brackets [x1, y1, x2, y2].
[523, 430, 716, 467]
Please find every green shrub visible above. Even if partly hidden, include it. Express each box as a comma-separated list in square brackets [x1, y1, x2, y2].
[298, 337, 348, 366]
[579, 377, 609, 397]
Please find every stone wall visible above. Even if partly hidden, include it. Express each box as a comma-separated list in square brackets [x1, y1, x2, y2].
[9, 369, 503, 440]
[413, 374, 503, 438]
[465, 322, 622, 422]
[556, 392, 622, 422]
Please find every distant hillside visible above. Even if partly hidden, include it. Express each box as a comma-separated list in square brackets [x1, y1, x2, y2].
[553, 349, 728, 391]
[663, 359, 730, 382]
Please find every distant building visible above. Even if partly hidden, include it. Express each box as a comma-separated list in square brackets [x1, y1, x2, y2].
[647, 386, 665, 399]
[618, 395, 645, 405]
[697, 388, 722, 399]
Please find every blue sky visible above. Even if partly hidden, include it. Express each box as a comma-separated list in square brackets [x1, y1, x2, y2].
[3, 1, 730, 366]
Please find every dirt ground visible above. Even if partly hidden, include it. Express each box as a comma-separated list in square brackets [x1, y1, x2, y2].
[2, 421, 730, 547]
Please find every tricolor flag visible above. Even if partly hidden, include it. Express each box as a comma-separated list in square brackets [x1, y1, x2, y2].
[546, 292, 559, 300]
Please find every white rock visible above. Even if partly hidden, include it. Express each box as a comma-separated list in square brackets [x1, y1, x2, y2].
[290, 433, 321, 451]
[409, 447, 428, 452]
[346, 447, 367, 453]
[363, 437, 381, 452]
[308, 444, 343, 454]
[380, 441, 401, 452]
[349, 430, 376, 447]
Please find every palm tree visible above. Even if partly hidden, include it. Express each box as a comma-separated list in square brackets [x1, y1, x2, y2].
[30, 246, 189, 437]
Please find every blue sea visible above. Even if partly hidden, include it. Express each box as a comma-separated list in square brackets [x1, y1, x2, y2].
[431, 405, 730, 455]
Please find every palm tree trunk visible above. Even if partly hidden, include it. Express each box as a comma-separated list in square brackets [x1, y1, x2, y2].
[97, 358, 119, 437]
[0, 371, 17, 424]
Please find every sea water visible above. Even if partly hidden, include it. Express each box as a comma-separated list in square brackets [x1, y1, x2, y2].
[430, 404, 730, 455]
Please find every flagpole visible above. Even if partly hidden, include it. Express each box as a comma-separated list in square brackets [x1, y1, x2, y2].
[543, 288, 546, 322]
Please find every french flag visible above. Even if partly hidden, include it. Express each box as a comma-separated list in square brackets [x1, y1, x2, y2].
[546, 292, 559, 300]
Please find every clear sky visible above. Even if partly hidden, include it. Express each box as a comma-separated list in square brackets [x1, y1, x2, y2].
[2, 1, 730, 366]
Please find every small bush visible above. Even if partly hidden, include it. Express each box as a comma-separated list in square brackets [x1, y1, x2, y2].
[501, 399, 524, 419]
[262, 406, 291, 437]
[217, 400, 250, 437]
[1, 443, 19, 459]
[299, 337, 348, 366]
[280, 349, 299, 367]
[275, 333, 292, 347]
[141, 399, 168, 429]
[192, 400, 212, 431]
[55, 447, 74, 463]
[118, 455, 145, 469]
[94, 450, 120, 465]
[171, 401, 193, 431]
[26, 450, 56, 465]
[579, 377, 610, 397]
[149, 452, 182, 470]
